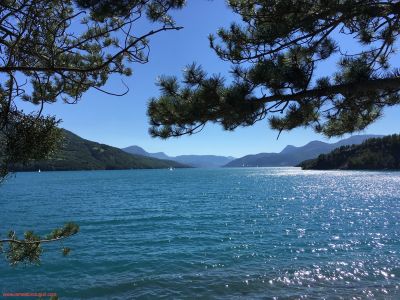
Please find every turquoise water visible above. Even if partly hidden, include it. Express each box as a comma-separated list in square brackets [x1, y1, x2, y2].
[0, 168, 399, 299]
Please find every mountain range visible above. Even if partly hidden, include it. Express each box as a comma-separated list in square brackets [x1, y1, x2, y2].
[11, 130, 386, 172]
[122, 146, 235, 168]
[225, 135, 384, 167]
[10, 130, 187, 172]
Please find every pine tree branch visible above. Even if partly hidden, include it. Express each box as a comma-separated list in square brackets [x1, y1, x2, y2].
[255, 76, 400, 104]
[0, 26, 183, 74]
[0, 233, 75, 245]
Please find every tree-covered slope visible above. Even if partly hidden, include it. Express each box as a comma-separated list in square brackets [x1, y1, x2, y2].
[10, 130, 187, 172]
[299, 135, 400, 170]
[225, 135, 381, 167]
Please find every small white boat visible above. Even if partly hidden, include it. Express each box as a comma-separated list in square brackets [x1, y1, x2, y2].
[169, 167, 174, 171]
[38, 169, 41, 173]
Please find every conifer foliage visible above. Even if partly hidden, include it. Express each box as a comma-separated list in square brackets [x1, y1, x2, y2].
[0, 0, 184, 265]
[148, 0, 400, 138]
[0, 0, 185, 180]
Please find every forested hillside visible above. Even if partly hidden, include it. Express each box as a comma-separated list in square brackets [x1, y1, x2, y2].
[225, 135, 381, 167]
[10, 130, 187, 172]
[299, 135, 400, 170]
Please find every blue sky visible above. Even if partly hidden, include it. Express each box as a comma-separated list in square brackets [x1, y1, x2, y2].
[38, 0, 400, 157]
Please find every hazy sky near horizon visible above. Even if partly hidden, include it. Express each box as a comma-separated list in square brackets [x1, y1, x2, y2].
[32, 0, 400, 157]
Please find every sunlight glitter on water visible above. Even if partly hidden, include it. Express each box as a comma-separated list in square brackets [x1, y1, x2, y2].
[0, 168, 399, 299]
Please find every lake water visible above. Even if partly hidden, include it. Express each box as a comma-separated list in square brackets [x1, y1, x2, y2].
[0, 168, 399, 299]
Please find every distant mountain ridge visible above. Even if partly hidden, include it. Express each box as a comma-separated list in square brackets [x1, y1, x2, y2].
[122, 146, 235, 168]
[11, 130, 187, 172]
[225, 135, 384, 167]
[9, 129, 386, 172]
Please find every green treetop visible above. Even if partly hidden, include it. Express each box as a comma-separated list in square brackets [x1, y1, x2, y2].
[148, 0, 400, 139]
[0, 0, 185, 265]
[0, 0, 185, 180]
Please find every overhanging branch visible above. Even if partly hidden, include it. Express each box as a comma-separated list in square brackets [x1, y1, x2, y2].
[0, 26, 183, 74]
[0, 233, 76, 245]
[254, 77, 400, 104]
